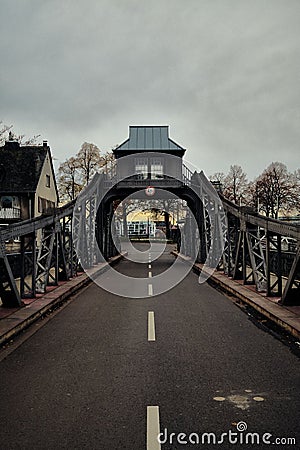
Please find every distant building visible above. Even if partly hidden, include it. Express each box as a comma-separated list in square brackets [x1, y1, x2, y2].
[0, 138, 58, 226]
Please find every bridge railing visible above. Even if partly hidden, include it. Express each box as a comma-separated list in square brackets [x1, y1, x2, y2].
[103, 160, 194, 188]
[220, 196, 300, 305]
[182, 163, 193, 186]
[0, 200, 79, 307]
[180, 182, 300, 305]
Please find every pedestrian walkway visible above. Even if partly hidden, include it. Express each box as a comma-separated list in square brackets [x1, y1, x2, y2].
[0, 254, 124, 346]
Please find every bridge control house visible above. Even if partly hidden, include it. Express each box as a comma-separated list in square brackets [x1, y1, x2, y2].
[112, 125, 187, 185]
[0, 137, 58, 228]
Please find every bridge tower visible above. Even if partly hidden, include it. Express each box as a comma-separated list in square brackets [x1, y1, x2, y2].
[113, 125, 186, 182]
[95, 126, 189, 257]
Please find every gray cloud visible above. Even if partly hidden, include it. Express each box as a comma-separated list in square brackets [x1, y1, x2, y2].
[1, 0, 300, 178]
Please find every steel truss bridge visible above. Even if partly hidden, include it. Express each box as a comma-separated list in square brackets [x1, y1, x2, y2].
[0, 165, 299, 308]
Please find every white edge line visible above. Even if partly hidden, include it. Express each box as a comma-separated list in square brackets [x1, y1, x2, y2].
[147, 406, 161, 450]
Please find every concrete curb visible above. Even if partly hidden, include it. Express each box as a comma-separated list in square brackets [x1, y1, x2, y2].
[172, 251, 300, 340]
[0, 253, 125, 347]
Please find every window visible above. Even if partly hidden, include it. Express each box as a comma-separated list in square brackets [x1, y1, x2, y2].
[1, 196, 13, 208]
[38, 197, 55, 214]
[150, 157, 163, 179]
[46, 174, 51, 187]
[134, 158, 148, 179]
[38, 197, 43, 213]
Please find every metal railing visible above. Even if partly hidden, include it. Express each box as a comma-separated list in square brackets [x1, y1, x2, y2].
[0, 207, 21, 220]
[182, 163, 193, 186]
[181, 184, 300, 305]
[104, 161, 194, 187]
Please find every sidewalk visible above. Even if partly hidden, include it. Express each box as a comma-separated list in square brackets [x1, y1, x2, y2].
[0, 254, 124, 347]
[173, 251, 300, 341]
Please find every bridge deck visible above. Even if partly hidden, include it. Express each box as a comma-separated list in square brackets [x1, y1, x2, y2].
[0, 245, 299, 449]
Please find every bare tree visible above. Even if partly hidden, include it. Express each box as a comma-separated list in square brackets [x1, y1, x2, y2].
[57, 157, 83, 202]
[17, 133, 41, 145]
[254, 162, 297, 218]
[294, 168, 300, 182]
[76, 142, 105, 185]
[101, 151, 116, 175]
[289, 168, 300, 214]
[57, 143, 115, 203]
[210, 171, 226, 185]
[0, 121, 13, 145]
[0, 121, 41, 145]
[210, 171, 226, 193]
[223, 165, 248, 204]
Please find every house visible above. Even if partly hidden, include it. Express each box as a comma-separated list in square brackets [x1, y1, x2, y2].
[0, 138, 59, 226]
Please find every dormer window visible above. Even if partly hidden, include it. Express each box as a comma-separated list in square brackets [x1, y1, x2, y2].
[46, 174, 50, 187]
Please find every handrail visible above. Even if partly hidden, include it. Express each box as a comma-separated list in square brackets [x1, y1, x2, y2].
[182, 163, 194, 185]
[220, 194, 300, 239]
[0, 200, 75, 241]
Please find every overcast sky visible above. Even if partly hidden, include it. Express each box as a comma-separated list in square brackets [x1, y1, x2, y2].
[1, 0, 300, 179]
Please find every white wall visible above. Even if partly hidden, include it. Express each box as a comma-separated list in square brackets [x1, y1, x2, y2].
[35, 151, 58, 216]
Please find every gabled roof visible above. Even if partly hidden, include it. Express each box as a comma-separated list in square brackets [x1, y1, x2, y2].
[114, 126, 186, 153]
[0, 140, 57, 195]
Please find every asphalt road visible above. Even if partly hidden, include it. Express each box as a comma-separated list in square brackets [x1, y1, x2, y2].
[0, 243, 299, 449]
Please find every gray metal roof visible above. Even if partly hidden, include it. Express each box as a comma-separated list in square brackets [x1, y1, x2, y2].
[115, 126, 186, 152]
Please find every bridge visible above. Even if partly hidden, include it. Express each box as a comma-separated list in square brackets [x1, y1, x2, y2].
[0, 126, 299, 448]
[1, 126, 299, 307]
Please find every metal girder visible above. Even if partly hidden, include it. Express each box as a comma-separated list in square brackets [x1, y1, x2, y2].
[232, 229, 245, 281]
[221, 213, 239, 276]
[232, 225, 269, 292]
[212, 201, 227, 268]
[245, 226, 267, 292]
[0, 237, 22, 307]
[181, 214, 194, 258]
[72, 173, 106, 268]
[266, 233, 282, 297]
[85, 194, 97, 266]
[35, 226, 56, 293]
[20, 233, 36, 298]
[201, 191, 212, 261]
[105, 202, 114, 259]
[281, 244, 300, 305]
[61, 215, 77, 278]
